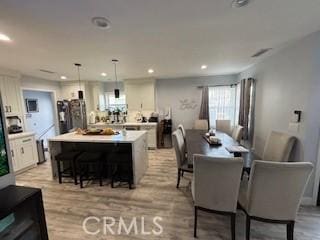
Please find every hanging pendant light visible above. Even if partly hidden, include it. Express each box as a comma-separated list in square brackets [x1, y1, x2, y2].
[74, 63, 83, 99]
[112, 59, 120, 98]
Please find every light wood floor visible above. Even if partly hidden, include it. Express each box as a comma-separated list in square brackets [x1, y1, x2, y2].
[16, 149, 320, 240]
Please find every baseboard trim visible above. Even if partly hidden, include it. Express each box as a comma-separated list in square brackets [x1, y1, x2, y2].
[301, 197, 313, 206]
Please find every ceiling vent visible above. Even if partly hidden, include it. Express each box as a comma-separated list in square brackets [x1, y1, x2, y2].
[251, 48, 272, 58]
[92, 17, 111, 29]
[39, 69, 56, 74]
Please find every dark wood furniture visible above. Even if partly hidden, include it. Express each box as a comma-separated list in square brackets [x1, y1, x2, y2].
[77, 152, 104, 188]
[0, 185, 48, 240]
[185, 129, 256, 172]
[107, 143, 133, 189]
[55, 151, 81, 185]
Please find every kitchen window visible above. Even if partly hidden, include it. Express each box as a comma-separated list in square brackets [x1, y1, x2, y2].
[208, 85, 240, 128]
[104, 92, 126, 111]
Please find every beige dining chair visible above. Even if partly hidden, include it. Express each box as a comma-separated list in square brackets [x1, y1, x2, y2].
[172, 130, 193, 188]
[193, 119, 208, 130]
[192, 154, 243, 239]
[232, 125, 244, 142]
[262, 131, 296, 162]
[216, 119, 231, 135]
[177, 124, 186, 139]
[238, 160, 313, 240]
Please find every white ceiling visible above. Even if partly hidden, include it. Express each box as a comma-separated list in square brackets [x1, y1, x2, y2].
[1, 0, 320, 81]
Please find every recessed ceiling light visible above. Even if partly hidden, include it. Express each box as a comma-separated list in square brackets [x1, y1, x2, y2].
[92, 17, 111, 29]
[231, 0, 250, 8]
[148, 69, 154, 74]
[60, 76, 67, 80]
[0, 33, 11, 42]
[101, 72, 107, 77]
[201, 65, 208, 70]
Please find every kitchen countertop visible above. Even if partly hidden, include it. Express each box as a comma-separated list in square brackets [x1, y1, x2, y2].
[48, 130, 147, 143]
[8, 132, 35, 140]
[89, 122, 158, 127]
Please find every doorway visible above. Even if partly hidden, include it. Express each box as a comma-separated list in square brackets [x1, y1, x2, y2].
[22, 90, 57, 150]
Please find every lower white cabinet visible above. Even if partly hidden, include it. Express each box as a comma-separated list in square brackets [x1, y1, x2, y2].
[9, 134, 38, 173]
[140, 125, 157, 149]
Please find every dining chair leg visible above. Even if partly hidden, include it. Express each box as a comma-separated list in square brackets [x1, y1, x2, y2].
[230, 213, 236, 240]
[287, 221, 295, 240]
[176, 169, 181, 188]
[246, 216, 251, 240]
[194, 206, 198, 238]
[181, 170, 184, 177]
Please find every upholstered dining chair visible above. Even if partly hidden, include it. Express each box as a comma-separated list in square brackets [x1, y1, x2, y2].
[238, 160, 313, 240]
[216, 119, 231, 135]
[193, 119, 208, 130]
[172, 130, 193, 188]
[232, 125, 244, 142]
[262, 131, 297, 162]
[177, 124, 186, 139]
[192, 154, 243, 239]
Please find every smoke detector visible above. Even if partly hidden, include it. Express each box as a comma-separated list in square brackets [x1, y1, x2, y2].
[232, 0, 250, 8]
[91, 17, 111, 29]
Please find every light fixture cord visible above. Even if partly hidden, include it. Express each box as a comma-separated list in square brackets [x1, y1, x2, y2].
[77, 65, 81, 90]
[114, 61, 118, 88]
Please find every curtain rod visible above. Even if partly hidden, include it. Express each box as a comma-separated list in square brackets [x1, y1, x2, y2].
[197, 83, 237, 89]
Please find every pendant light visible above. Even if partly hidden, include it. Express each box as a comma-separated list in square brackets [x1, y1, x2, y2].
[112, 59, 120, 98]
[74, 63, 83, 99]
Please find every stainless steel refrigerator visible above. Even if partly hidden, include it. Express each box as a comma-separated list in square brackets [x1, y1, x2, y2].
[70, 99, 87, 130]
[57, 99, 87, 134]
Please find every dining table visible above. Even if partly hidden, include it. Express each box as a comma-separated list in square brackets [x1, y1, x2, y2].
[185, 129, 258, 174]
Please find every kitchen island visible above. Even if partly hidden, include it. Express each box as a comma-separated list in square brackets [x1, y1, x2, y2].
[88, 122, 158, 149]
[48, 131, 148, 186]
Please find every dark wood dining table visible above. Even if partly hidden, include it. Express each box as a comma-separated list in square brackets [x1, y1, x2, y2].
[185, 129, 258, 174]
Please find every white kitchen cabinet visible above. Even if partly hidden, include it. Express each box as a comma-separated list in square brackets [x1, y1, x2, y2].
[140, 125, 157, 149]
[9, 133, 38, 173]
[0, 75, 22, 116]
[124, 78, 155, 111]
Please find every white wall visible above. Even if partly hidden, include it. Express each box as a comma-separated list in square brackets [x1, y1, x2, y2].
[23, 90, 56, 147]
[156, 75, 238, 130]
[21, 75, 61, 99]
[239, 31, 320, 202]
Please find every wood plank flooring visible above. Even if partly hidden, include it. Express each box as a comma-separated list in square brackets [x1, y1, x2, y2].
[16, 149, 320, 240]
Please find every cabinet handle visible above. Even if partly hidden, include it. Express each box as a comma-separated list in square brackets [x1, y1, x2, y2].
[11, 150, 14, 158]
[21, 147, 24, 154]
[22, 139, 31, 143]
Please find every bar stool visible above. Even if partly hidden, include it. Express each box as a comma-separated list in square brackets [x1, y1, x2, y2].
[55, 151, 81, 185]
[108, 153, 133, 189]
[77, 152, 104, 188]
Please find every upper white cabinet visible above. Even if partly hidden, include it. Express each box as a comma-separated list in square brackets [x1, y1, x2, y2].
[0, 75, 22, 116]
[124, 78, 155, 111]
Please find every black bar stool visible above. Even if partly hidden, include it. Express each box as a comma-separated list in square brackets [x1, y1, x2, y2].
[108, 153, 133, 189]
[77, 152, 104, 188]
[55, 151, 81, 185]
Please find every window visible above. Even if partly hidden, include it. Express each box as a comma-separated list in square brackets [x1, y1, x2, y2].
[104, 92, 126, 111]
[208, 85, 240, 128]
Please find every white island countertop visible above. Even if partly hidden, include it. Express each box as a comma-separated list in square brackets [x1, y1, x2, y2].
[48, 130, 147, 143]
[89, 122, 157, 127]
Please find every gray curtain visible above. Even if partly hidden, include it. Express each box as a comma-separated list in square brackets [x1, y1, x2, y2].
[238, 78, 255, 143]
[199, 86, 209, 122]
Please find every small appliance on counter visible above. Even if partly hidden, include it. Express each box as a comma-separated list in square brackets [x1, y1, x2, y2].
[6, 116, 23, 134]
